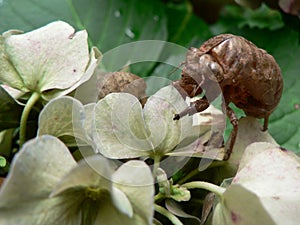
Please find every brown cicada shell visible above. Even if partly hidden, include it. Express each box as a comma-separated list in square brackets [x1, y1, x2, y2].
[173, 34, 283, 159]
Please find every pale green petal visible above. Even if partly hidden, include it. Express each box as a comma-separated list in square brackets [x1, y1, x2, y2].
[0, 135, 76, 208]
[214, 143, 300, 225]
[38, 96, 91, 146]
[94, 198, 147, 225]
[3, 21, 90, 92]
[93, 86, 195, 159]
[94, 93, 152, 158]
[83, 103, 96, 138]
[143, 85, 192, 153]
[157, 167, 171, 196]
[213, 184, 276, 225]
[167, 131, 225, 160]
[212, 203, 226, 225]
[0, 34, 28, 92]
[232, 142, 300, 224]
[42, 47, 102, 100]
[111, 186, 133, 217]
[224, 117, 277, 176]
[0, 198, 82, 225]
[51, 155, 115, 197]
[113, 160, 154, 225]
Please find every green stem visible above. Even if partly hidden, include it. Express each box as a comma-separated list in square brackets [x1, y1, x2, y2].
[154, 204, 183, 225]
[182, 181, 225, 198]
[152, 154, 161, 179]
[19, 92, 40, 147]
[154, 192, 164, 203]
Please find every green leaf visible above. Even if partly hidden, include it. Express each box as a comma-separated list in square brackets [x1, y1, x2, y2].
[212, 4, 284, 33]
[0, 0, 167, 46]
[72, 0, 167, 51]
[73, 0, 167, 76]
[0, 0, 74, 33]
[149, 1, 212, 80]
[0, 0, 167, 76]
[38, 96, 91, 146]
[165, 1, 212, 45]
[0, 85, 23, 131]
[265, 30, 300, 153]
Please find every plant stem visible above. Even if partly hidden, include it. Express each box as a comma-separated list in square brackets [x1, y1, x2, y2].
[182, 181, 225, 198]
[19, 92, 40, 147]
[154, 204, 183, 225]
[154, 192, 164, 203]
[152, 154, 161, 179]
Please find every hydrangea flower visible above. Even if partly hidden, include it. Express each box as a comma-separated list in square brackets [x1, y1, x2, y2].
[0, 21, 101, 101]
[213, 142, 300, 225]
[93, 85, 221, 160]
[0, 135, 154, 225]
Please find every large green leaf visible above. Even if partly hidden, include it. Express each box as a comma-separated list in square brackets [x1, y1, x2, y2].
[148, 1, 212, 82]
[0, 0, 74, 33]
[0, 0, 167, 76]
[165, 1, 211, 46]
[212, 3, 284, 33]
[0, 0, 167, 47]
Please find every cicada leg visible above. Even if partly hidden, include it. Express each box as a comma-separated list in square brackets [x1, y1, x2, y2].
[173, 96, 209, 120]
[262, 114, 270, 131]
[222, 102, 238, 160]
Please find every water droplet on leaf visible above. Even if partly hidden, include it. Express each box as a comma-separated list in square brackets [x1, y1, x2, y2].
[114, 10, 121, 18]
[125, 27, 135, 39]
[153, 15, 159, 21]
